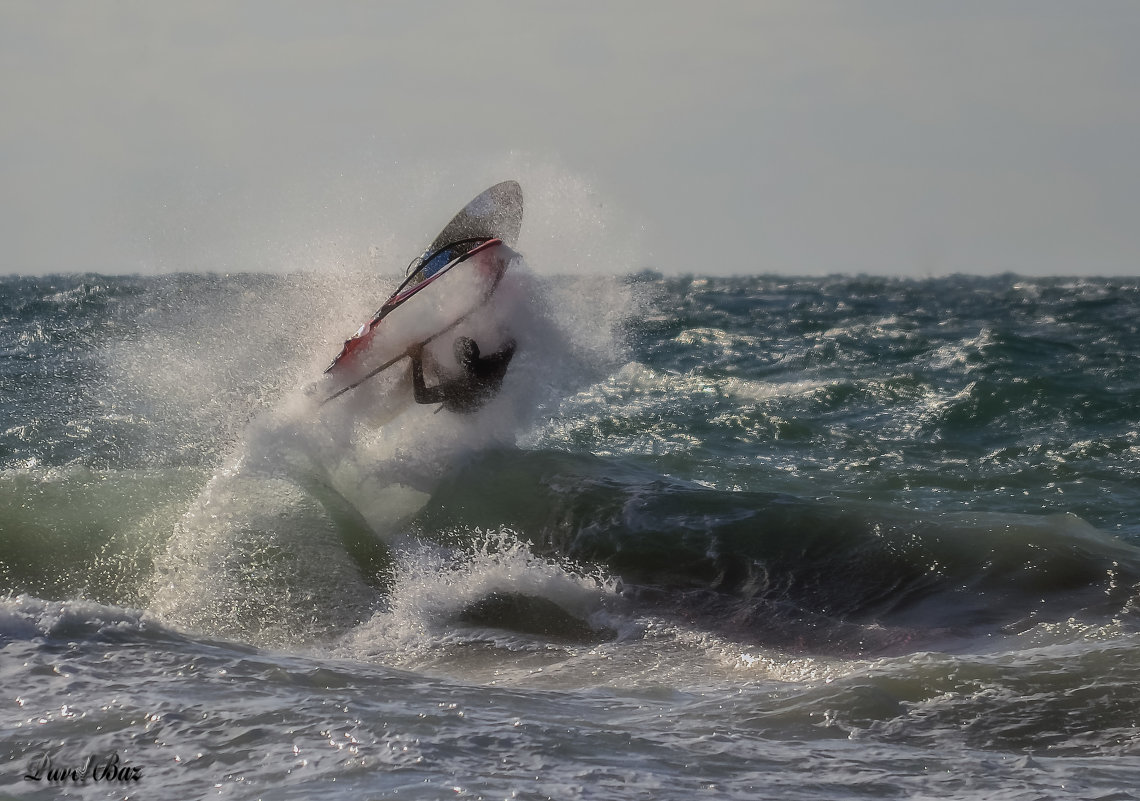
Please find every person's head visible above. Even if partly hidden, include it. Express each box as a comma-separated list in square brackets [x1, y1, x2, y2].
[454, 336, 480, 367]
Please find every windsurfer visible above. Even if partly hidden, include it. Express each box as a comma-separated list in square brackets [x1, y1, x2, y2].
[406, 336, 516, 414]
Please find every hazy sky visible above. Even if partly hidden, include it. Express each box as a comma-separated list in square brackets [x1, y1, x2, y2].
[3, 1, 1138, 276]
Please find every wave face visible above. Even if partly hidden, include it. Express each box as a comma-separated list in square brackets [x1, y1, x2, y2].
[3, 271, 1140, 799]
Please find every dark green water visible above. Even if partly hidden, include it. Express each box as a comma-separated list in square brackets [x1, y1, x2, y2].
[2, 271, 1139, 799]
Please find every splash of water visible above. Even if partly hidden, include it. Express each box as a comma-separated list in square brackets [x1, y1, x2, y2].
[145, 257, 639, 646]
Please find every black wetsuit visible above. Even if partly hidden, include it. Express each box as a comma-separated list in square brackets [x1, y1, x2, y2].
[410, 340, 517, 414]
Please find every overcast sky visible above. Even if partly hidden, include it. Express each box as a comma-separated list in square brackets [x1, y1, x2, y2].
[3, 1, 1138, 276]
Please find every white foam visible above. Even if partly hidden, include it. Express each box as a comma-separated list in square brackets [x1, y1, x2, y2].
[0, 594, 158, 642]
[143, 256, 636, 647]
[334, 529, 617, 662]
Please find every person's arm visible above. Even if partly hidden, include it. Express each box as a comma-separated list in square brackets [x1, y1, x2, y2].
[408, 348, 447, 405]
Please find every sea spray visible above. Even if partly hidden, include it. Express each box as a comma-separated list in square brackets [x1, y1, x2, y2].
[147, 398, 379, 645]
[336, 528, 618, 661]
[145, 264, 634, 646]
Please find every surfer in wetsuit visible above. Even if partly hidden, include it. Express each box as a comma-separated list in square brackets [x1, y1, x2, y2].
[407, 336, 516, 414]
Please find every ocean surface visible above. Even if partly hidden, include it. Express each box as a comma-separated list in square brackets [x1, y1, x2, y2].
[2, 268, 1140, 800]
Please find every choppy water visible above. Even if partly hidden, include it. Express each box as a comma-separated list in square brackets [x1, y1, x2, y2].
[2, 269, 1140, 800]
